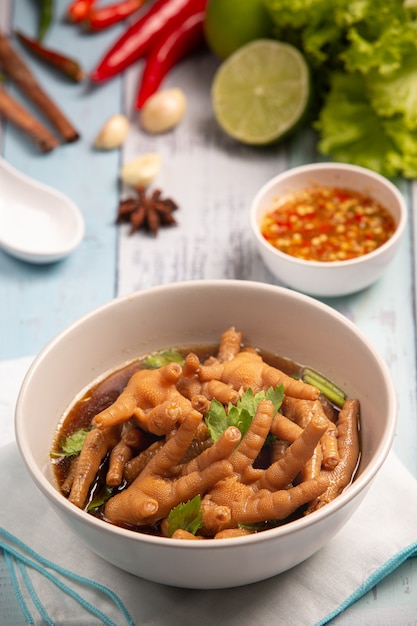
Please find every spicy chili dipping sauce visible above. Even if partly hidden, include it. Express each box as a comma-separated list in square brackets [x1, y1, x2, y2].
[260, 185, 397, 262]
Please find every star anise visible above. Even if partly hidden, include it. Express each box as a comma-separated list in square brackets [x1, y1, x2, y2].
[116, 185, 179, 236]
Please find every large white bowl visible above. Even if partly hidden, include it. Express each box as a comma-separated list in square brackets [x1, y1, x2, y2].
[250, 163, 408, 297]
[15, 280, 397, 589]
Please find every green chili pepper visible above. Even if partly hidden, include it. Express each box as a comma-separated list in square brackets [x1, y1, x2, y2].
[38, 0, 54, 42]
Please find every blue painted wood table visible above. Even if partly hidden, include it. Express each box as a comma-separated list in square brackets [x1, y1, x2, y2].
[1, 1, 416, 622]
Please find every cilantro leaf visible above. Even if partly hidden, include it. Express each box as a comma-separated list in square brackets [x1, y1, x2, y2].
[87, 485, 115, 512]
[227, 404, 253, 438]
[265, 385, 285, 412]
[142, 350, 184, 369]
[51, 427, 89, 457]
[167, 495, 203, 537]
[204, 398, 229, 442]
[205, 386, 284, 442]
[236, 387, 258, 416]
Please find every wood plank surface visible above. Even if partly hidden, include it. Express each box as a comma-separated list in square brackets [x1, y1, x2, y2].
[0, 1, 123, 358]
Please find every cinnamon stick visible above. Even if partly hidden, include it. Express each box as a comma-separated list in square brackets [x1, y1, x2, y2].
[0, 86, 58, 152]
[0, 32, 79, 143]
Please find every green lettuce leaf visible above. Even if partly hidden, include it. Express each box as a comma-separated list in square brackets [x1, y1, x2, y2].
[316, 72, 403, 178]
[340, 0, 417, 75]
[264, 0, 417, 177]
[366, 52, 417, 128]
[383, 116, 417, 179]
[265, 0, 417, 72]
[264, 0, 345, 68]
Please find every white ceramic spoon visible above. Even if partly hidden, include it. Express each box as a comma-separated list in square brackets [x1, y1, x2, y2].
[0, 157, 84, 263]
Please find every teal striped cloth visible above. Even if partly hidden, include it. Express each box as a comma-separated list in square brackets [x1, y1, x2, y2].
[1, 441, 417, 626]
[1, 528, 134, 626]
[1, 358, 417, 626]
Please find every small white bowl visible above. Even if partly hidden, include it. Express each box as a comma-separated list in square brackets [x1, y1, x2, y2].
[15, 280, 397, 589]
[250, 163, 407, 297]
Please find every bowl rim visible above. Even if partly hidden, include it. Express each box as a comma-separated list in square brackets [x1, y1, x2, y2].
[250, 162, 408, 269]
[15, 279, 398, 549]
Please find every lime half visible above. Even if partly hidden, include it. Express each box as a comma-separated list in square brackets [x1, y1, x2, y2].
[211, 39, 310, 145]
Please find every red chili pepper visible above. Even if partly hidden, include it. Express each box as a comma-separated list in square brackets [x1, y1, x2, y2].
[15, 30, 86, 82]
[335, 191, 351, 202]
[67, 0, 97, 23]
[90, 0, 205, 83]
[85, 0, 148, 31]
[135, 9, 206, 108]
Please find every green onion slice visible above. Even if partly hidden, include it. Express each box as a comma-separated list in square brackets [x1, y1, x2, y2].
[302, 368, 346, 407]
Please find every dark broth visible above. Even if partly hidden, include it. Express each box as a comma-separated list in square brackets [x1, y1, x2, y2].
[51, 343, 348, 536]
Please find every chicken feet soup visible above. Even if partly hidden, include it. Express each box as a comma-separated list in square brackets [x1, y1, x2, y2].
[50, 327, 360, 540]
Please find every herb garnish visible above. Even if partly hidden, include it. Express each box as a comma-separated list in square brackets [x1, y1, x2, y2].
[205, 385, 284, 442]
[87, 485, 115, 512]
[167, 495, 203, 537]
[50, 427, 89, 457]
[142, 349, 184, 369]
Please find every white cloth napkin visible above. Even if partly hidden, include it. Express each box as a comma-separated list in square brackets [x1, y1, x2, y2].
[1, 358, 417, 626]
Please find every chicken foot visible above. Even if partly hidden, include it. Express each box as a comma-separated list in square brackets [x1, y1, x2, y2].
[198, 351, 319, 400]
[68, 425, 120, 509]
[93, 362, 203, 434]
[104, 412, 235, 527]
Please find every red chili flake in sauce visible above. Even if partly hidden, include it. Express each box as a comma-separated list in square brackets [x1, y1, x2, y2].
[260, 186, 397, 262]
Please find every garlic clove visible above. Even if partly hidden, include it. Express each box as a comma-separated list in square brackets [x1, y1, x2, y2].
[94, 114, 130, 150]
[120, 153, 162, 187]
[139, 88, 187, 134]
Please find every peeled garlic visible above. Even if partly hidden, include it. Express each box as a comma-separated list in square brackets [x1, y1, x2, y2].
[139, 88, 187, 134]
[94, 114, 130, 150]
[120, 153, 162, 187]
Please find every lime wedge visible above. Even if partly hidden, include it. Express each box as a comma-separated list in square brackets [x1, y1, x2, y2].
[211, 39, 310, 145]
